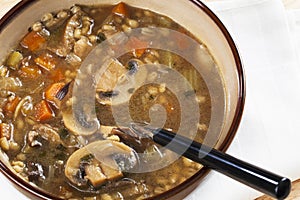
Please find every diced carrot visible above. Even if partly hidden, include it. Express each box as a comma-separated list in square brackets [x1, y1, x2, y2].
[134, 48, 147, 58]
[44, 82, 65, 102]
[20, 31, 46, 52]
[48, 68, 65, 82]
[34, 52, 57, 71]
[112, 2, 128, 17]
[126, 37, 149, 58]
[4, 96, 21, 114]
[34, 100, 54, 122]
[19, 66, 41, 78]
[0, 123, 11, 139]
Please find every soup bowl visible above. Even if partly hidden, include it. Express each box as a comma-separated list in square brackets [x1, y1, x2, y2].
[0, 0, 245, 199]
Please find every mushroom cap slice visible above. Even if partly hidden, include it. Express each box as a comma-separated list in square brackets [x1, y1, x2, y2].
[27, 124, 62, 147]
[62, 109, 99, 136]
[60, 81, 99, 136]
[96, 59, 148, 106]
[96, 58, 128, 92]
[65, 140, 138, 188]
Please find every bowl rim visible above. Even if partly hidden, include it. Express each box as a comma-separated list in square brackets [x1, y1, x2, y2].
[0, 0, 246, 199]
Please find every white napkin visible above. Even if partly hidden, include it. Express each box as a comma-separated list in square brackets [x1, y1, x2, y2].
[287, 8, 300, 64]
[186, 0, 300, 199]
[0, 0, 19, 18]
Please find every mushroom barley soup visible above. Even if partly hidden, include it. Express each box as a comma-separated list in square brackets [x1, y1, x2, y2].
[0, 2, 224, 199]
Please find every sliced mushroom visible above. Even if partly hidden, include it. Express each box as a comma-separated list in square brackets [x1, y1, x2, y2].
[96, 59, 148, 106]
[65, 140, 138, 188]
[96, 58, 127, 92]
[49, 9, 93, 58]
[109, 127, 178, 173]
[59, 81, 99, 136]
[62, 110, 99, 136]
[27, 124, 62, 147]
[84, 160, 108, 187]
[50, 13, 81, 57]
[33, 124, 61, 143]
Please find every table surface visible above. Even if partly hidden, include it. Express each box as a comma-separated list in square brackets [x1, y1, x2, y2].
[0, 0, 300, 200]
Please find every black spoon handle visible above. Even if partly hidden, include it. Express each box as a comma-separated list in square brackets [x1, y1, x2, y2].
[153, 129, 291, 200]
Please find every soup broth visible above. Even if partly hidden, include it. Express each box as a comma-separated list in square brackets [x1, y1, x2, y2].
[0, 3, 224, 199]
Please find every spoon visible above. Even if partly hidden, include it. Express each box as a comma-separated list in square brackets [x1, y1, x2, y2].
[131, 124, 291, 200]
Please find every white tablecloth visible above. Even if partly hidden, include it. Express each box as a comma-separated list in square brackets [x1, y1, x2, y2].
[1, 0, 300, 199]
[187, 0, 300, 199]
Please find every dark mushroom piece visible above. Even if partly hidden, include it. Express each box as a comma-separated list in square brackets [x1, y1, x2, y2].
[110, 127, 154, 153]
[26, 161, 46, 183]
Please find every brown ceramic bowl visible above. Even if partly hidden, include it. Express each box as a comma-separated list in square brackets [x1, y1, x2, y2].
[0, 0, 245, 199]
